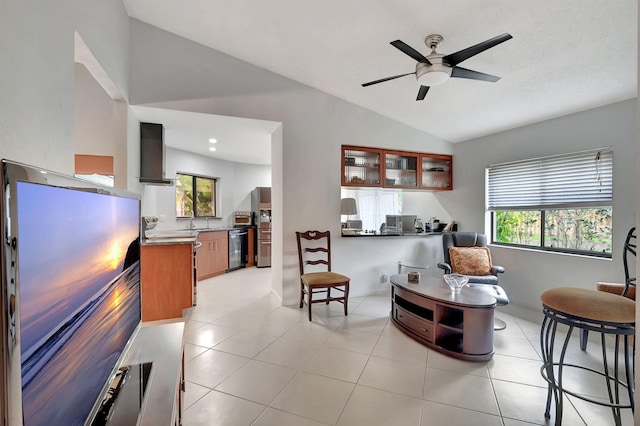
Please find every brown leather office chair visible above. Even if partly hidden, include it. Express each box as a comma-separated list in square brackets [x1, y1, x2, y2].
[296, 230, 350, 321]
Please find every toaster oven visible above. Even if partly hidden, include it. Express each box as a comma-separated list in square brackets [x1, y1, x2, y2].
[233, 211, 253, 226]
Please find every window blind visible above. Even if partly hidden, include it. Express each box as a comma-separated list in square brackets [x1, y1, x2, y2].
[486, 148, 612, 210]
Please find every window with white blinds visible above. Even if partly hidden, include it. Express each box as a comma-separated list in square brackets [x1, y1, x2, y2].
[487, 148, 613, 211]
[487, 148, 613, 257]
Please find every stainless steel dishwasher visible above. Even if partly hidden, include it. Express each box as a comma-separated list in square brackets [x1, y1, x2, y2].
[227, 229, 248, 271]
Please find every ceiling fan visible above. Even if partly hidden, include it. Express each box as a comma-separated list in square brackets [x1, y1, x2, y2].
[362, 33, 513, 100]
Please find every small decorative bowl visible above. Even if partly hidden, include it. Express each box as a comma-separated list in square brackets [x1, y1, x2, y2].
[443, 274, 469, 294]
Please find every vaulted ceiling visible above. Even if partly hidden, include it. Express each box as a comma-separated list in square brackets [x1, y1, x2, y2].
[125, 0, 637, 154]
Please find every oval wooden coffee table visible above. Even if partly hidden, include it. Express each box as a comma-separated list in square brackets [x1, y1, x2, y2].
[390, 274, 497, 361]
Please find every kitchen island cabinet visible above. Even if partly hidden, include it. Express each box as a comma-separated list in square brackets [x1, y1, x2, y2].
[196, 230, 229, 280]
[141, 241, 195, 321]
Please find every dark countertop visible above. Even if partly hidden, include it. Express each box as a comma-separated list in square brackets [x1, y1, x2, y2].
[341, 231, 447, 237]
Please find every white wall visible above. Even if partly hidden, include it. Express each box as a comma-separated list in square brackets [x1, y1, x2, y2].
[129, 19, 453, 302]
[0, 1, 130, 175]
[74, 63, 115, 154]
[73, 63, 129, 188]
[143, 147, 271, 230]
[448, 99, 637, 313]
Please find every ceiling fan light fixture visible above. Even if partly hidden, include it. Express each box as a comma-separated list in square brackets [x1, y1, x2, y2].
[417, 70, 450, 86]
[416, 61, 451, 86]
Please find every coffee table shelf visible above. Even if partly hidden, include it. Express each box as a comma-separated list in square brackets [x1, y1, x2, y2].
[390, 274, 496, 361]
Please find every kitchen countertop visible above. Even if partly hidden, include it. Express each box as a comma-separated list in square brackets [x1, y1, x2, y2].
[141, 226, 252, 246]
[341, 231, 448, 237]
[141, 237, 197, 246]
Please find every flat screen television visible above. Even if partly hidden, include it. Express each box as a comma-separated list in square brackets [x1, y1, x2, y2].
[1, 160, 141, 425]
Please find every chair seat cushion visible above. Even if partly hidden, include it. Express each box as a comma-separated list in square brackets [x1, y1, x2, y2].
[301, 271, 350, 286]
[596, 282, 636, 300]
[541, 287, 635, 324]
[449, 247, 493, 276]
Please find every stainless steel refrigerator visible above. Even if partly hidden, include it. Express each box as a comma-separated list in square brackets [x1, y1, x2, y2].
[252, 187, 271, 267]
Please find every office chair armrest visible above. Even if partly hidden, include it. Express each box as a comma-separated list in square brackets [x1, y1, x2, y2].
[437, 262, 452, 274]
[492, 265, 505, 274]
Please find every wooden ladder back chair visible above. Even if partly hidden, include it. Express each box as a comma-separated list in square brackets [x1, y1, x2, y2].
[296, 230, 350, 321]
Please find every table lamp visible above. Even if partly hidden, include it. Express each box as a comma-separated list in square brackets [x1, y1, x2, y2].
[341, 198, 357, 220]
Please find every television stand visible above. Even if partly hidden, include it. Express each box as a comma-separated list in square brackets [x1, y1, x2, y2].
[92, 362, 153, 425]
[117, 321, 185, 425]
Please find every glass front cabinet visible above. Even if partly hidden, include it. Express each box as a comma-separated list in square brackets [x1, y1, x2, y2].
[342, 145, 452, 190]
[384, 151, 418, 189]
[420, 154, 452, 190]
[342, 146, 382, 187]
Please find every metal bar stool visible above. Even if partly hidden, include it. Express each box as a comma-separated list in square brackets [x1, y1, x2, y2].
[540, 287, 635, 425]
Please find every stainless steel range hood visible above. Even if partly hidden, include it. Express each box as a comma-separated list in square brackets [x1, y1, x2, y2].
[140, 122, 173, 185]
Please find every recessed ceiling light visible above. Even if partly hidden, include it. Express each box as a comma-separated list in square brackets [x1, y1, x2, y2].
[209, 147, 217, 152]
[209, 138, 217, 143]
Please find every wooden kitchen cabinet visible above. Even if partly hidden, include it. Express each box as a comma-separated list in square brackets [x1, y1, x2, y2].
[196, 230, 229, 280]
[342, 145, 452, 190]
[141, 243, 194, 322]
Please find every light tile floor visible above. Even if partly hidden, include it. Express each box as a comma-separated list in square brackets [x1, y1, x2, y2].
[181, 267, 634, 425]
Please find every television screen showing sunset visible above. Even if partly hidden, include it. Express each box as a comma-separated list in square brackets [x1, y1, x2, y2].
[17, 181, 141, 426]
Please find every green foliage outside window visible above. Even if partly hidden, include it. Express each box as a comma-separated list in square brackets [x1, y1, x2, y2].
[495, 208, 612, 255]
[176, 173, 216, 218]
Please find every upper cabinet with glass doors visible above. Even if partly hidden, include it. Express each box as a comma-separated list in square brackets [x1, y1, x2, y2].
[384, 151, 419, 189]
[420, 154, 452, 190]
[342, 146, 382, 187]
[342, 145, 452, 190]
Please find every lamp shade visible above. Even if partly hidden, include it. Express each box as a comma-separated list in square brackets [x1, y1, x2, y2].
[341, 198, 358, 215]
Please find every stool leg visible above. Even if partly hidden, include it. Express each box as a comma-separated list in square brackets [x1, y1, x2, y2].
[300, 282, 304, 309]
[540, 316, 554, 419]
[624, 335, 634, 413]
[600, 332, 621, 425]
[343, 283, 349, 316]
[326, 287, 331, 304]
[541, 316, 560, 421]
[555, 325, 574, 425]
[580, 329, 588, 350]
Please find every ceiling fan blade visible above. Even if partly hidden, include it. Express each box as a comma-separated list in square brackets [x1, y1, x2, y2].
[451, 66, 501, 82]
[416, 85, 430, 101]
[361, 72, 415, 87]
[390, 40, 432, 65]
[443, 33, 512, 67]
